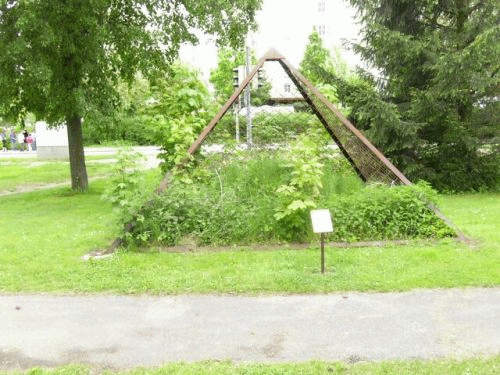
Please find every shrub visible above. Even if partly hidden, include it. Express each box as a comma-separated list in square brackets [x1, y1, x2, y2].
[413, 141, 500, 193]
[324, 182, 456, 242]
[118, 151, 455, 248]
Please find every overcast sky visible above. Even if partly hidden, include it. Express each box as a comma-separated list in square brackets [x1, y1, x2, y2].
[252, 0, 361, 67]
[179, 0, 362, 80]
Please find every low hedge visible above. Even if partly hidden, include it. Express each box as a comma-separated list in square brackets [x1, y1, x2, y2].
[123, 176, 455, 248]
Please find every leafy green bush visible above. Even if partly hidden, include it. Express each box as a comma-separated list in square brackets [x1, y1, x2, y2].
[412, 138, 500, 193]
[126, 152, 287, 247]
[119, 151, 455, 249]
[274, 130, 325, 241]
[101, 148, 161, 237]
[83, 111, 158, 146]
[325, 182, 456, 242]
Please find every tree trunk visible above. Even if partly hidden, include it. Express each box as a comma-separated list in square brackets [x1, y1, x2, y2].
[66, 116, 89, 192]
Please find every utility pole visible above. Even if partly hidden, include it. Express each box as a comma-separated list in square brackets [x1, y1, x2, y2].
[245, 44, 252, 147]
[235, 98, 240, 142]
[232, 67, 240, 143]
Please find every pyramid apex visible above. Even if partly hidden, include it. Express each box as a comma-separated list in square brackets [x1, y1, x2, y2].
[262, 48, 285, 61]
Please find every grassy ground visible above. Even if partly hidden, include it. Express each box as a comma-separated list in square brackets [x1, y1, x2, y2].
[1, 162, 500, 373]
[3, 357, 500, 374]
[0, 175, 499, 294]
[0, 155, 117, 193]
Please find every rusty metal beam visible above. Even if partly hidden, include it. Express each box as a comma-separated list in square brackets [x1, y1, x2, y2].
[186, 49, 275, 156]
[278, 58, 367, 182]
[277, 55, 412, 186]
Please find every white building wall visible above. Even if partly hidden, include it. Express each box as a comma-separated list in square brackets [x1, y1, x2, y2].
[35, 121, 69, 159]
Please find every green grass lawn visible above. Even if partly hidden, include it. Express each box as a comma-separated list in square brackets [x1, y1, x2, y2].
[1, 166, 500, 373]
[0, 155, 117, 193]
[0, 176, 499, 294]
[3, 357, 500, 375]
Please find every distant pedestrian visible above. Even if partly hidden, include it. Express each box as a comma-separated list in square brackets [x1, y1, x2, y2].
[26, 134, 33, 151]
[10, 130, 17, 151]
[1, 129, 7, 152]
[22, 129, 28, 151]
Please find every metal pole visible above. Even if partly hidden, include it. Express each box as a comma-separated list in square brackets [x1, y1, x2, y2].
[320, 233, 325, 274]
[235, 99, 240, 142]
[245, 45, 252, 147]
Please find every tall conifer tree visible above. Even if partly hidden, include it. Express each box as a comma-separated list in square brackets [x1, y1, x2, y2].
[342, 0, 500, 190]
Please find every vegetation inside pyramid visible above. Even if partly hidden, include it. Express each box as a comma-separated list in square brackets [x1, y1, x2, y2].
[106, 99, 456, 249]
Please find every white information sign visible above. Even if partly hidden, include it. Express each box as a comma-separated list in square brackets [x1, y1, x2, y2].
[310, 209, 333, 234]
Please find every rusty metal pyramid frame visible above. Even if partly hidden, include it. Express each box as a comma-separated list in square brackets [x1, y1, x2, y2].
[109, 47, 465, 253]
[175, 47, 412, 189]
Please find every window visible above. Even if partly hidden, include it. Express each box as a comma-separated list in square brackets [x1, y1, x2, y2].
[318, 24, 326, 35]
[284, 84, 291, 93]
[318, 1, 326, 12]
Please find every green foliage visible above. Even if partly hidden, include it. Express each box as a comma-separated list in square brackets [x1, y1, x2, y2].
[209, 46, 271, 105]
[83, 76, 156, 145]
[148, 67, 213, 174]
[0, 0, 263, 190]
[301, 31, 344, 86]
[299, 32, 420, 170]
[274, 130, 326, 241]
[101, 148, 150, 224]
[300, 30, 354, 109]
[122, 151, 454, 248]
[84, 64, 213, 150]
[325, 182, 456, 242]
[339, 0, 500, 191]
[252, 112, 321, 144]
[126, 152, 287, 247]
[210, 111, 322, 144]
[210, 47, 247, 102]
[0, 0, 263, 122]
[83, 110, 158, 146]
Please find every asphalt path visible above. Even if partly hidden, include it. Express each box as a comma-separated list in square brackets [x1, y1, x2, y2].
[2, 288, 500, 370]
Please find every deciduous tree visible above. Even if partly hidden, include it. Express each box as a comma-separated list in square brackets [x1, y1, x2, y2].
[0, 0, 262, 191]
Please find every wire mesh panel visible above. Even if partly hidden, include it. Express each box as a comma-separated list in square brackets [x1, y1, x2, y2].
[182, 48, 411, 188]
[202, 103, 323, 147]
[278, 59, 410, 185]
[302, 85, 405, 184]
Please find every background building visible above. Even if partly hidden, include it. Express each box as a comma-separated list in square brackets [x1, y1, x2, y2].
[179, 0, 360, 99]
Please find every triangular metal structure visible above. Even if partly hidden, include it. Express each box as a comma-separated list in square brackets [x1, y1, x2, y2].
[111, 47, 465, 253]
[153, 48, 468, 242]
[156, 48, 411, 194]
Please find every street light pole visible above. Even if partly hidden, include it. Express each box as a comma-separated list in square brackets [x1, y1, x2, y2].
[245, 44, 252, 147]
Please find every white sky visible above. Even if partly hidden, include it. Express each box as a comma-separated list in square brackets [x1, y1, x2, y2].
[252, 0, 360, 67]
[179, 0, 361, 82]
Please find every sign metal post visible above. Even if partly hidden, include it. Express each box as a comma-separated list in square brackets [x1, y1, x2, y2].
[310, 209, 333, 274]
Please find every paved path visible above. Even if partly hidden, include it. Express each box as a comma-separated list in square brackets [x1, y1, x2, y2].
[2, 288, 500, 370]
